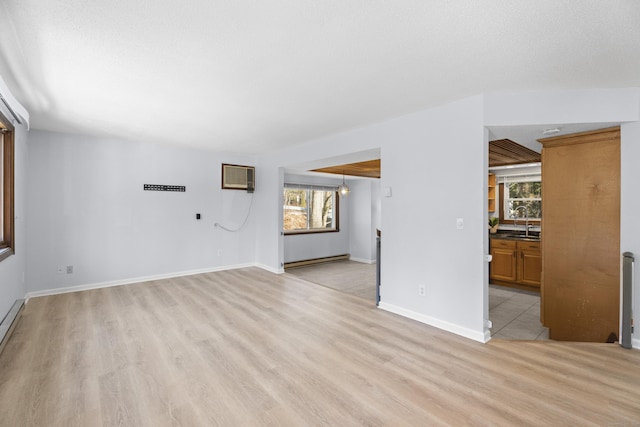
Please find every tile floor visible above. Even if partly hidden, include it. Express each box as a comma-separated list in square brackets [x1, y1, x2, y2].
[489, 284, 549, 340]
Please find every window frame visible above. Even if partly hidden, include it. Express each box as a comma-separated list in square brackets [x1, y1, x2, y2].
[283, 185, 340, 235]
[0, 115, 14, 262]
[498, 181, 542, 225]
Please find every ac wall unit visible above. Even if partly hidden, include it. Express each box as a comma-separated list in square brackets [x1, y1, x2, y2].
[222, 163, 255, 193]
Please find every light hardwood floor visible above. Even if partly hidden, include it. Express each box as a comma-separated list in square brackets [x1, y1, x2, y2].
[286, 260, 376, 301]
[0, 267, 639, 426]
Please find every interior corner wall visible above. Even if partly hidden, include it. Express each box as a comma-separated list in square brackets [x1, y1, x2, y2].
[348, 179, 376, 263]
[257, 95, 488, 341]
[283, 173, 350, 263]
[621, 119, 640, 347]
[25, 130, 257, 294]
[0, 121, 28, 317]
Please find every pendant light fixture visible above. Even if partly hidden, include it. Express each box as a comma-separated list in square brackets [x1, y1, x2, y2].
[338, 173, 350, 196]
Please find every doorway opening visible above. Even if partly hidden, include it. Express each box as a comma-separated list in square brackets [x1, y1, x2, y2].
[486, 123, 620, 342]
[281, 150, 381, 304]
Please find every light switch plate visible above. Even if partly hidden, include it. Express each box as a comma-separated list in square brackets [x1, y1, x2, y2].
[456, 218, 464, 229]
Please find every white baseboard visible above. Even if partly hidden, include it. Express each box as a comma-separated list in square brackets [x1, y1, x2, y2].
[255, 263, 284, 274]
[631, 337, 640, 350]
[378, 302, 487, 343]
[349, 257, 376, 264]
[26, 263, 256, 300]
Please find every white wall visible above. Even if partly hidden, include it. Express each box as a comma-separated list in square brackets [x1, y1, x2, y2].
[257, 96, 488, 341]
[283, 173, 350, 263]
[348, 179, 379, 263]
[621, 119, 640, 347]
[26, 130, 257, 294]
[0, 117, 28, 317]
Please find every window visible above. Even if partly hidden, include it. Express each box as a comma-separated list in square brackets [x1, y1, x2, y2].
[503, 180, 541, 222]
[0, 118, 14, 262]
[283, 184, 338, 234]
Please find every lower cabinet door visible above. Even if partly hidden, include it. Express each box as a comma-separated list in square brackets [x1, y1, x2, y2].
[490, 247, 517, 282]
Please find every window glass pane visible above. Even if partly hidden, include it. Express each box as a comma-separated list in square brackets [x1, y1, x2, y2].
[508, 181, 541, 199]
[284, 189, 308, 231]
[505, 181, 541, 220]
[284, 187, 336, 232]
[508, 200, 541, 219]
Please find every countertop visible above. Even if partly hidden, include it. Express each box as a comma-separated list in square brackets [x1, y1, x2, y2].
[489, 231, 541, 242]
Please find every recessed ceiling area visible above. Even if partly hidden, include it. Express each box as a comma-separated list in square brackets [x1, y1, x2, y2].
[489, 139, 540, 167]
[487, 122, 620, 155]
[311, 159, 381, 179]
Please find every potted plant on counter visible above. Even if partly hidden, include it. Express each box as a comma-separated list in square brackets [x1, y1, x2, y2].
[489, 217, 499, 234]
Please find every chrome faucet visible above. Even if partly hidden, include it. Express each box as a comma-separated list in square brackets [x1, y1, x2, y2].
[513, 205, 530, 237]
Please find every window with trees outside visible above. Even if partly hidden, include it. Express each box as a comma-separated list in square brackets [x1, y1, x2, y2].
[283, 184, 338, 234]
[504, 180, 541, 221]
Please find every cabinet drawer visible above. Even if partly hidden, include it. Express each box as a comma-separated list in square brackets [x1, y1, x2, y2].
[519, 241, 540, 251]
[491, 239, 516, 249]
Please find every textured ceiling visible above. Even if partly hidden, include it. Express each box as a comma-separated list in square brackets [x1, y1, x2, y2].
[0, 1, 639, 153]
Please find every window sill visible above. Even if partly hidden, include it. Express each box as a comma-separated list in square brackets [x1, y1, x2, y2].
[284, 229, 339, 236]
[0, 247, 13, 263]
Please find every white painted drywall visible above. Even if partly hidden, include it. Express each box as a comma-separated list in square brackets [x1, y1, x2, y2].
[621, 119, 640, 347]
[25, 130, 257, 294]
[348, 179, 376, 263]
[283, 173, 350, 263]
[371, 179, 381, 261]
[257, 95, 488, 341]
[0, 118, 28, 318]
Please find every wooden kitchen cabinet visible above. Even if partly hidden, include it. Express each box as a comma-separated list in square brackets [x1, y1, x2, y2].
[489, 239, 516, 282]
[488, 173, 496, 212]
[518, 241, 541, 287]
[490, 237, 541, 291]
[539, 126, 620, 342]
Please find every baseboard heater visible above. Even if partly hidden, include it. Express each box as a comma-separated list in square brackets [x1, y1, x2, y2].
[0, 299, 25, 355]
[284, 254, 350, 269]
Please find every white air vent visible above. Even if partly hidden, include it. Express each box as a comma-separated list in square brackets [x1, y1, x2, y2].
[222, 164, 255, 192]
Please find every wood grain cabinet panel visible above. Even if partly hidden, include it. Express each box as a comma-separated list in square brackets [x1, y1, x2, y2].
[490, 238, 540, 290]
[518, 241, 541, 287]
[539, 127, 620, 343]
[490, 239, 517, 282]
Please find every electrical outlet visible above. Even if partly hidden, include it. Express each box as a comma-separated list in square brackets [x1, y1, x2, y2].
[57, 266, 64, 274]
[66, 265, 74, 274]
[418, 284, 426, 297]
[456, 218, 464, 229]
[218, 249, 223, 257]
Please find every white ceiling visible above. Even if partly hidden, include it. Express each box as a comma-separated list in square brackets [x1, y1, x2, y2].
[0, 1, 639, 153]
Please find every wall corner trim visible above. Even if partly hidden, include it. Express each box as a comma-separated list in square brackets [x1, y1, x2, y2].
[255, 263, 284, 274]
[378, 302, 486, 343]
